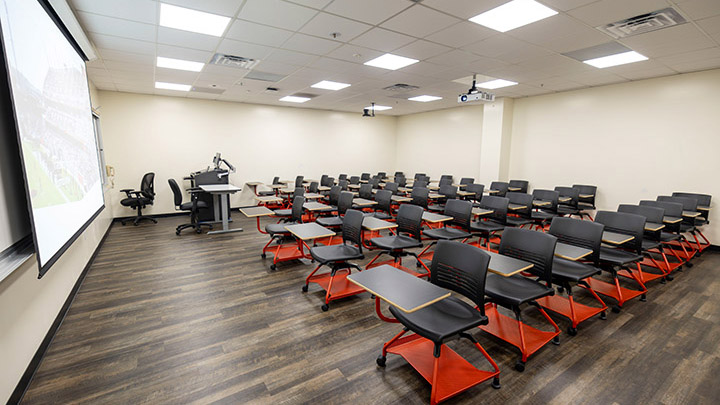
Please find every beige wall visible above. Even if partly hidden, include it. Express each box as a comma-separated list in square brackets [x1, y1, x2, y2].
[395, 105, 484, 181]
[0, 83, 113, 403]
[509, 68, 720, 241]
[98, 91, 398, 216]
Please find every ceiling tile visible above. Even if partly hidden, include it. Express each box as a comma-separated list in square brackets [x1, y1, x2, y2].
[76, 12, 156, 42]
[380, 5, 460, 38]
[155, 69, 200, 83]
[677, 0, 720, 20]
[90, 33, 156, 55]
[421, 0, 507, 20]
[97, 48, 156, 64]
[237, 0, 318, 31]
[325, 44, 384, 63]
[696, 15, 720, 36]
[156, 45, 214, 63]
[506, 14, 611, 53]
[226, 20, 294, 47]
[349, 28, 415, 52]
[393, 40, 453, 61]
[160, 0, 243, 16]
[621, 23, 716, 58]
[426, 49, 480, 66]
[195, 72, 239, 86]
[424, 22, 496, 48]
[665, 56, 720, 73]
[284, 0, 334, 9]
[216, 39, 275, 60]
[615, 65, 677, 80]
[457, 55, 511, 74]
[525, 77, 585, 92]
[656, 47, 720, 66]
[265, 49, 320, 66]
[536, 0, 598, 12]
[567, 0, 670, 27]
[300, 12, 372, 42]
[324, 0, 411, 25]
[254, 60, 301, 75]
[103, 59, 152, 72]
[71, 0, 158, 24]
[281, 33, 342, 55]
[157, 27, 222, 51]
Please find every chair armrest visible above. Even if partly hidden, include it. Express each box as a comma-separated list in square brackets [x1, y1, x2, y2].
[120, 189, 142, 198]
[187, 187, 204, 193]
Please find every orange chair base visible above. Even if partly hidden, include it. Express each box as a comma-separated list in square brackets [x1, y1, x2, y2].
[536, 294, 606, 329]
[585, 277, 644, 307]
[265, 242, 309, 265]
[386, 334, 499, 404]
[638, 256, 682, 273]
[479, 304, 560, 361]
[307, 269, 366, 304]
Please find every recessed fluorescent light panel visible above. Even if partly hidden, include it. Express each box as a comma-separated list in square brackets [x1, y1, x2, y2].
[583, 51, 648, 68]
[159, 3, 231, 37]
[311, 80, 351, 91]
[408, 95, 442, 102]
[368, 105, 392, 111]
[469, 0, 558, 32]
[157, 56, 204, 72]
[364, 53, 419, 70]
[280, 96, 311, 103]
[478, 79, 518, 89]
[155, 81, 192, 91]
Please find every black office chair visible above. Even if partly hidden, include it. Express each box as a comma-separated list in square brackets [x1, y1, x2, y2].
[258, 176, 280, 196]
[555, 186, 581, 217]
[489, 181, 509, 197]
[384, 182, 399, 195]
[572, 184, 597, 219]
[541, 217, 607, 335]
[273, 187, 305, 219]
[618, 204, 674, 283]
[460, 177, 474, 187]
[366, 204, 430, 276]
[360, 173, 371, 182]
[480, 227, 560, 372]
[120, 172, 157, 226]
[640, 200, 693, 265]
[304, 209, 365, 311]
[509, 179, 529, 193]
[321, 175, 334, 188]
[414, 173, 426, 181]
[262, 196, 305, 270]
[470, 195, 508, 251]
[308, 181, 319, 193]
[394, 171, 404, 177]
[466, 183, 485, 205]
[377, 172, 386, 179]
[410, 187, 429, 210]
[378, 241, 501, 404]
[365, 189, 393, 220]
[419, 199, 472, 262]
[438, 178, 453, 187]
[395, 175, 407, 188]
[531, 189, 559, 230]
[672, 191, 711, 249]
[338, 174, 348, 182]
[338, 179, 349, 191]
[505, 192, 533, 228]
[358, 184, 373, 200]
[369, 177, 381, 190]
[428, 185, 457, 212]
[440, 174, 453, 183]
[413, 180, 428, 189]
[658, 195, 702, 253]
[168, 179, 211, 235]
[316, 191, 353, 228]
[349, 176, 360, 185]
[294, 175, 304, 188]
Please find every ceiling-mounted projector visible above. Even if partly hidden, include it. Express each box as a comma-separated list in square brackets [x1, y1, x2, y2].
[458, 74, 495, 103]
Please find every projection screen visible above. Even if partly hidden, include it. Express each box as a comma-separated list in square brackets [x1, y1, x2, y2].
[0, 0, 104, 276]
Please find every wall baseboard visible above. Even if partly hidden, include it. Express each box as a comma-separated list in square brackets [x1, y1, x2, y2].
[7, 222, 113, 405]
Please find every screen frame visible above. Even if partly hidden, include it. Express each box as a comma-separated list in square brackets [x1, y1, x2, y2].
[0, 0, 105, 278]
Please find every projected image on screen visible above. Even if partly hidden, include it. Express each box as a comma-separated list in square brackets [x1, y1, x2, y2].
[0, 0, 104, 273]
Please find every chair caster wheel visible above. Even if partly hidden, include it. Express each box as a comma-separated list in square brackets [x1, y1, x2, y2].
[196, 228, 202, 234]
[515, 361, 525, 372]
[557, 286, 564, 294]
[134, 222, 139, 226]
[600, 311, 607, 320]
[121, 222, 126, 226]
[261, 253, 266, 259]
[302, 285, 308, 292]
[376, 355, 386, 367]
[660, 278, 667, 284]
[686, 262, 694, 268]
[666, 275, 674, 281]
[552, 336, 560, 345]
[491, 377, 501, 389]
[416, 262, 421, 268]
[321, 304, 329, 312]
[612, 305, 621, 313]
[270, 264, 276, 270]
[567, 327, 577, 336]
[640, 294, 647, 302]
[175, 231, 181, 236]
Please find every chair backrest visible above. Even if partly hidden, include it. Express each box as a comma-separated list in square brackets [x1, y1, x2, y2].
[410, 187, 429, 209]
[395, 176, 407, 187]
[375, 190, 392, 215]
[396, 203, 424, 241]
[444, 199, 472, 231]
[322, 177, 334, 187]
[320, 175, 328, 185]
[532, 189, 559, 213]
[140, 172, 155, 200]
[349, 176, 360, 185]
[509, 179, 529, 193]
[460, 177, 474, 185]
[480, 195, 509, 224]
[385, 182, 399, 195]
[359, 184, 373, 199]
[438, 178, 453, 187]
[295, 175, 304, 188]
[329, 186, 342, 206]
[308, 181, 319, 193]
[430, 240, 490, 310]
[413, 180, 428, 189]
[370, 177, 380, 189]
[418, 175, 430, 183]
[438, 184, 457, 199]
[338, 174, 348, 181]
[394, 171, 404, 177]
[658, 195, 697, 212]
[548, 217, 604, 265]
[414, 173, 426, 180]
[339, 180, 349, 190]
[293, 187, 305, 198]
[272, 176, 280, 185]
[595, 211, 645, 255]
[440, 174, 453, 182]
[618, 204, 664, 224]
[507, 192, 533, 219]
[360, 173, 371, 181]
[672, 192, 710, 207]
[555, 186, 579, 208]
[338, 191, 354, 216]
[168, 179, 183, 207]
[572, 184, 597, 206]
[291, 196, 305, 223]
[499, 227, 557, 286]
[466, 183, 484, 201]
[490, 181, 508, 197]
[342, 209, 364, 251]
[640, 200, 683, 233]
[377, 172, 386, 178]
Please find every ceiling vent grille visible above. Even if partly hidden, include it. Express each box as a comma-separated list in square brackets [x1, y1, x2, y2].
[191, 86, 225, 94]
[596, 8, 686, 39]
[210, 53, 259, 70]
[383, 83, 420, 92]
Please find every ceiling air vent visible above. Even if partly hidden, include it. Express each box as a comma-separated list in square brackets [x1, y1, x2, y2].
[383, 83, 420, 92]
[210, 53, 259, 69]
[596, 8, 687, 39]
[191, 86, 225, 94]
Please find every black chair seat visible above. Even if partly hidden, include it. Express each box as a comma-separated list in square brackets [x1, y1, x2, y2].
[273, 208, 292, 216]
[551, 258, 599, 282]
[389, 296, 487, 344]
[485, 274, 554, 307]
[659, 232, 680, 242]
[578, 202, 595, 209]
[642, 239, 661, 251]
[599, 246, 643, 266]
[121, 197, 151, 207]
[363, 211, 392, 220]
[179, 201, 208, 211]
[310, 244, 363, 263]
[257, 190, 275, 196]
[532, 211, 555, 221]
[371, 235, 422, 250]
[423, 227, 471, 240]
[427, 204, 445, 212]
[557, 205, 580, 215]
[470, 220, 504, 233]
[695, 217, 707, 226]
[679, 223, 696, 233]
[506, 216, 532, 226]
[265, 222, 294, 235]
[316, 217, 343, 228]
